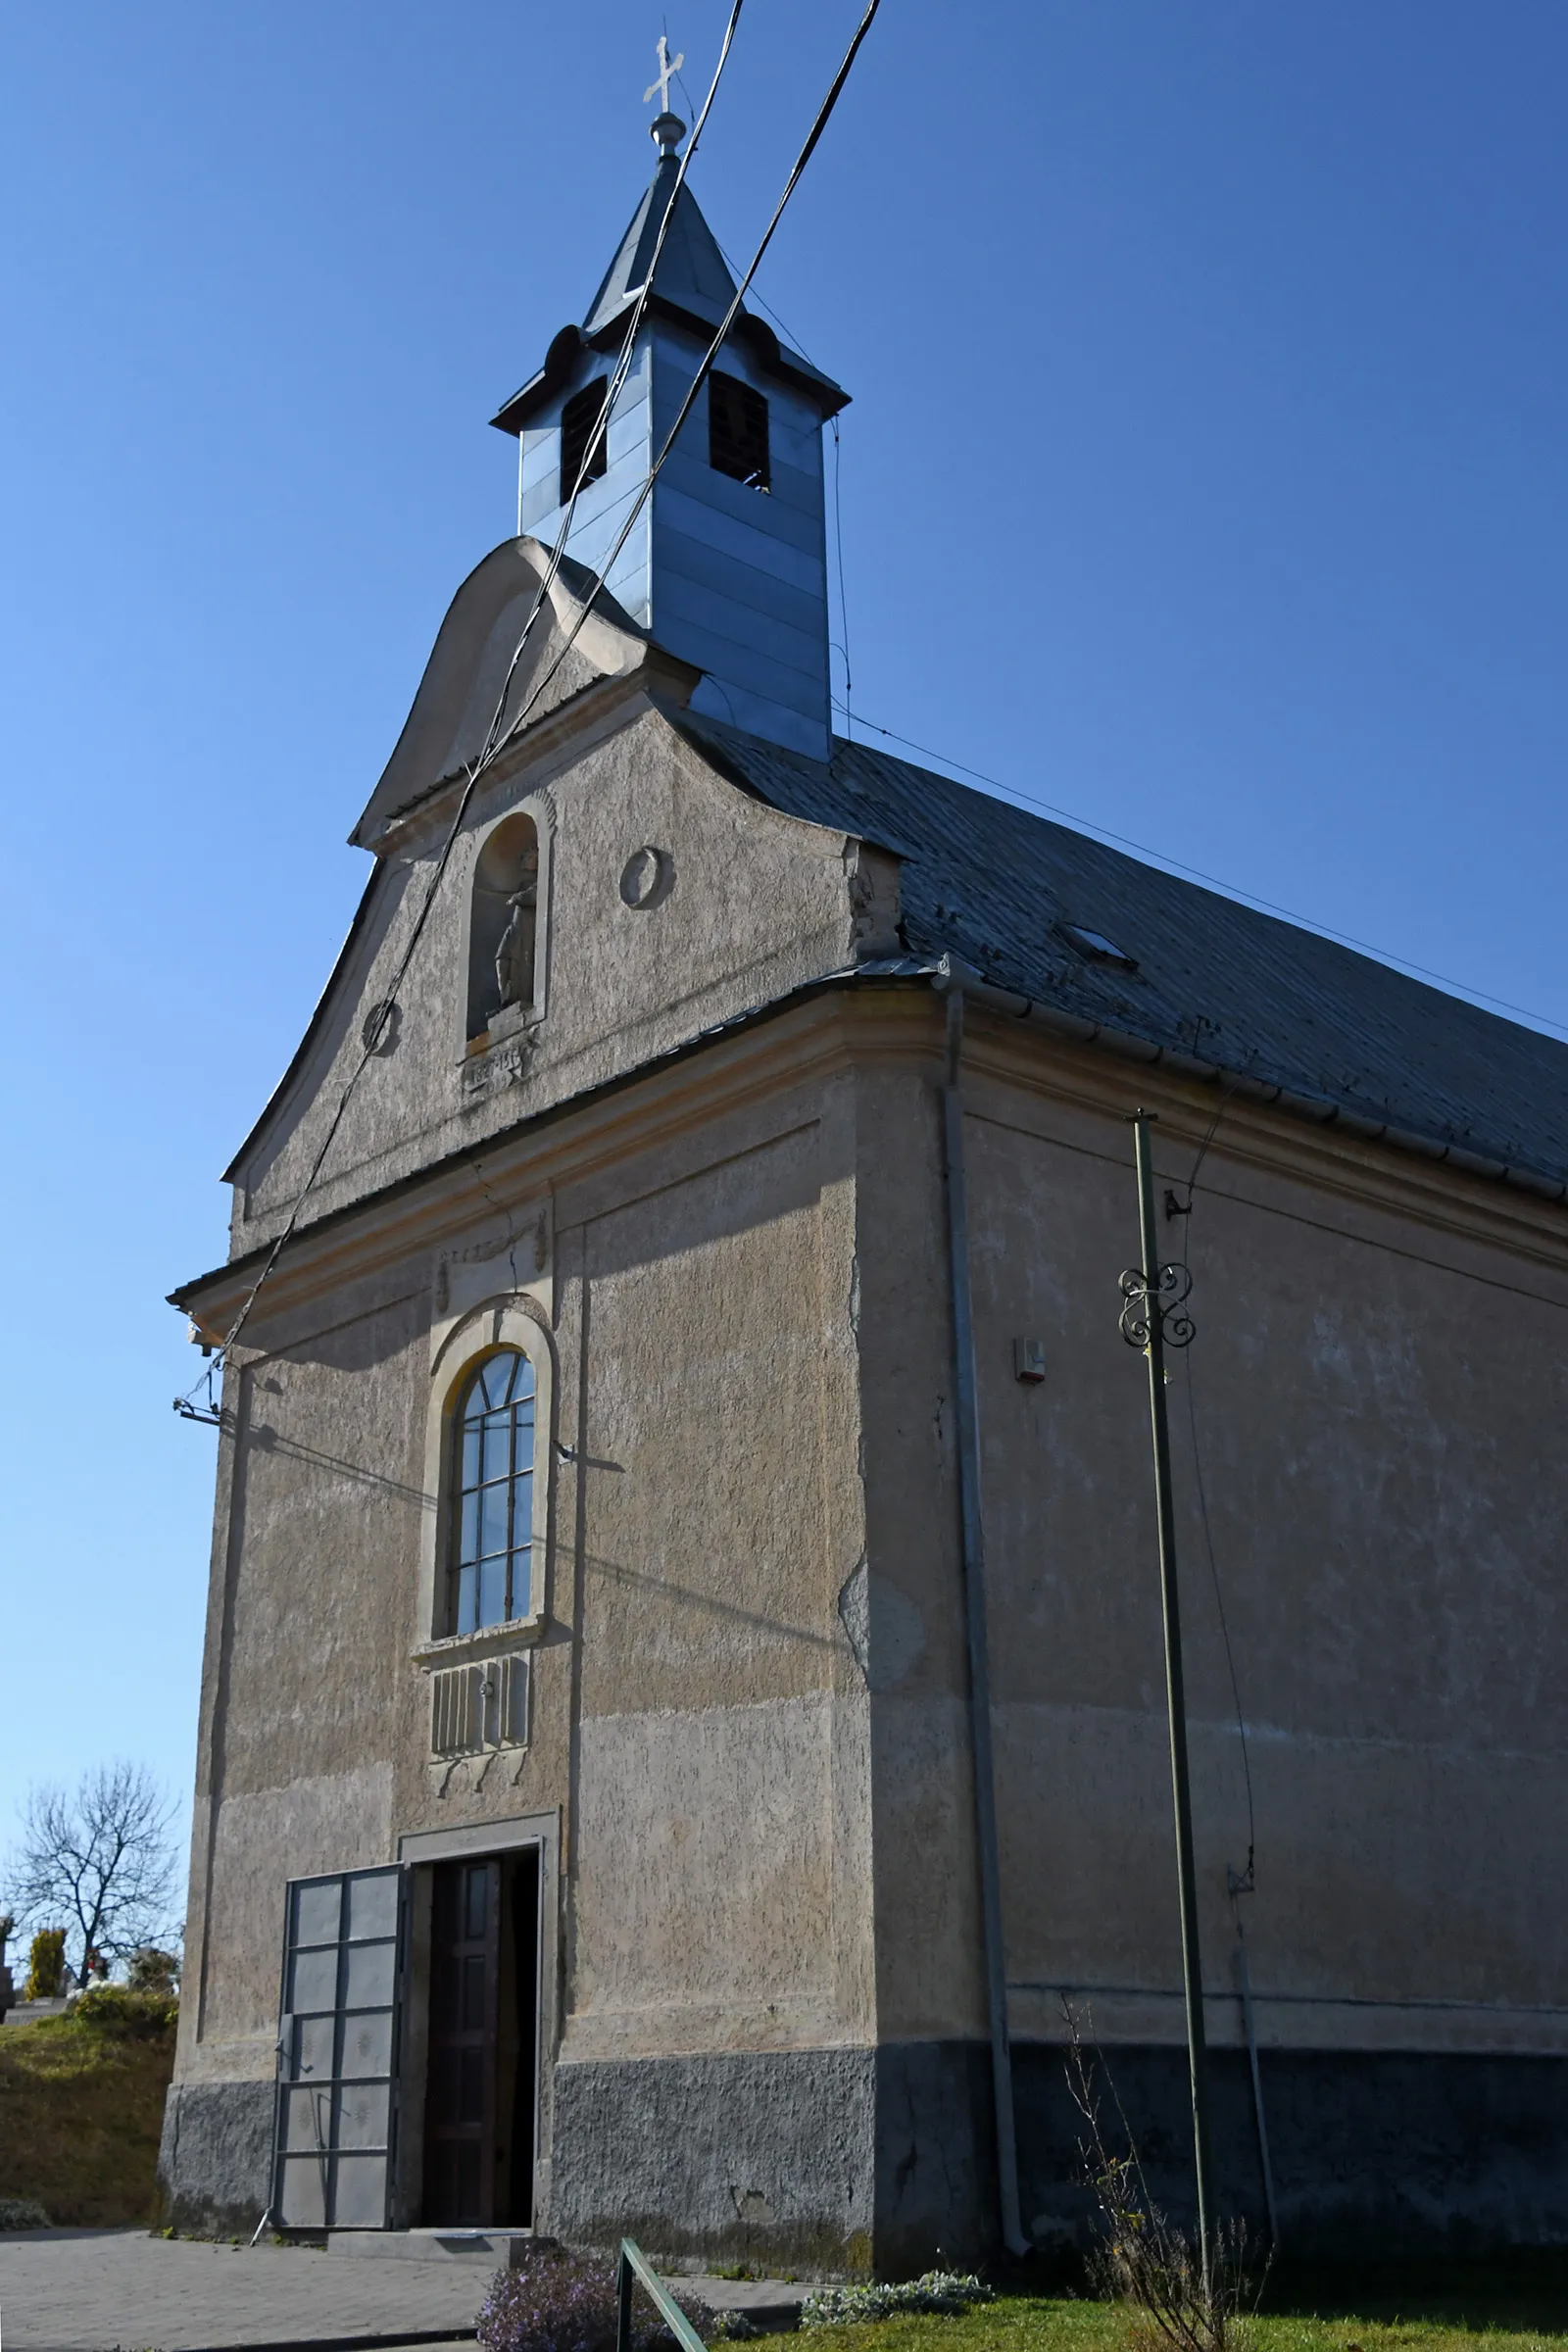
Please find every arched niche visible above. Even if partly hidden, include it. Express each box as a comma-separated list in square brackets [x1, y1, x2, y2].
[467, 810, 540, 1042]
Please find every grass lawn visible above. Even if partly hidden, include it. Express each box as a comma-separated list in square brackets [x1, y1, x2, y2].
[0, 1992, 177, 2227]
[797, 2273, 1568, 2352]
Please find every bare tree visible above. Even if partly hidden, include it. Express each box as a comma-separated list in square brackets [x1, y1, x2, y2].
[7, 1762, 179, 1983]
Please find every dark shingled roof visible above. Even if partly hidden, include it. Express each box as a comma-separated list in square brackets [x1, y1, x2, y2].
[675, 710, 1568, 1194]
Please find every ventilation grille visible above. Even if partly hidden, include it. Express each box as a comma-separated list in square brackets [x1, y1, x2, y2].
[430, 1651, 530, 1759]
[560, 379, 610, 505]
[709, 370, 770, 491]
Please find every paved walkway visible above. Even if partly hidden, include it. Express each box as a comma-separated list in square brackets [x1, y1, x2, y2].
[0, 2230, 484, 2352]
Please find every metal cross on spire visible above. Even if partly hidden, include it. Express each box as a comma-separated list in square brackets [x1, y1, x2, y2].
[644, 32, 684, 117]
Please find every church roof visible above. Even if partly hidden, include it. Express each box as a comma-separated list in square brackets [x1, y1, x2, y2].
[675, 711, 1568, 1196]
[490, 157, 847, 436]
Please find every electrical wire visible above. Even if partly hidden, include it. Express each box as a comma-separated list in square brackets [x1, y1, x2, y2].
[180, 0, 884, 1405]
[830, 706, 1568, 1045]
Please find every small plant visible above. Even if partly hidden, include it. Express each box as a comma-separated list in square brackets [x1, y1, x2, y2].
[0, 2197, 52, 2230]
[800, 2274, 994, 2328]
[477, 2243, 713, 2352]
[24, 1928, 67, 2000]
[1064, 2007, 1260, 2352]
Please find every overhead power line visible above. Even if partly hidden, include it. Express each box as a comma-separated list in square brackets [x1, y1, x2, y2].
[834, 704, 1568, 1044]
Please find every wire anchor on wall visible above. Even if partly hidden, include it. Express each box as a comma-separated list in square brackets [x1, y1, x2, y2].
[173, 1344, 223, 1428]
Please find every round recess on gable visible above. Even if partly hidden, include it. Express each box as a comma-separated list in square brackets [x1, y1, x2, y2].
[618, 847, 673, 909]
[362, 1000, 402, 1055]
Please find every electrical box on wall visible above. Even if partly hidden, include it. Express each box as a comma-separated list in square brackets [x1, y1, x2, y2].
[1013, 1337, 1047, 1384]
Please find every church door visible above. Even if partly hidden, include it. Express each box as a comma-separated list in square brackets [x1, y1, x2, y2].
[421, 1851, 539, 2227]
[273, 1866, 403, 2230]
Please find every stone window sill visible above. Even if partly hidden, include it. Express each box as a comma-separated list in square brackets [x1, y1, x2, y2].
[412, 1618, 547, 1671]
[464, 1004, 542, 1060]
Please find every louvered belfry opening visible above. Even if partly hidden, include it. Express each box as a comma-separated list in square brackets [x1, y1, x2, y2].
[709, 370, 770, 491]
[559, 377, 610, 505]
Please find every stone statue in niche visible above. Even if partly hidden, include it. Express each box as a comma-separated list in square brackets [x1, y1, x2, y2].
[494, 848, 539, 1010]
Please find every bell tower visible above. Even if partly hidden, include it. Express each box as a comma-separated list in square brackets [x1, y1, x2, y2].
[490, 99, 849, 763]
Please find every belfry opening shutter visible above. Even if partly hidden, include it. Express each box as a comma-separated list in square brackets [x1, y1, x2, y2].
[272, 1866, 403, 2230]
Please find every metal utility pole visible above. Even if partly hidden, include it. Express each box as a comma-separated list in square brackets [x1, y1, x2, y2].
[1118, 1110, 1215, 2283]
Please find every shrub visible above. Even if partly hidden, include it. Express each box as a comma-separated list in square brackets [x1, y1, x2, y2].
[477, 2244, 712, 2352]
[1065, 2013, 1259, 2352]
[800, 2275, 994, 2328]
[24, 1930, 66, 2000]
[73, 1985, 178, 2039]
[126, 1947, 180, 1994]
[0, 2197, 51, 2230]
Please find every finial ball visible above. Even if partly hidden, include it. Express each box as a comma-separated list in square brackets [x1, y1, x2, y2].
[650, 109, 685, 155]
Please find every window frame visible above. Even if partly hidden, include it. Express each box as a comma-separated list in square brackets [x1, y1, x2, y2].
[415, 1299, 556, 1663]
[445, 1348, 537, 1638]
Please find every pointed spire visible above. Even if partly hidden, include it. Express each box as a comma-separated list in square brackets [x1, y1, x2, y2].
[582, 152, 740, 340]
[489, 123, 847, 437]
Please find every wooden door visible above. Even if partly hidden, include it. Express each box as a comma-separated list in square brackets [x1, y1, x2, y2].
[423, 1859, 501, 2225]
[422, 1852, 539, 2228]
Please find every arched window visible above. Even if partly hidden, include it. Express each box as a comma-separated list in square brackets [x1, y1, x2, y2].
[448, 1350, 535, 1634]
[467, 812, 540, 1042]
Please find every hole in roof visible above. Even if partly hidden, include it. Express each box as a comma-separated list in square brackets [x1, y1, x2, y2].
[1063, 923, 1137, 970]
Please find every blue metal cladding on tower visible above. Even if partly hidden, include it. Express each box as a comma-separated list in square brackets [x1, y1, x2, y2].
[492, 141, 849, 764]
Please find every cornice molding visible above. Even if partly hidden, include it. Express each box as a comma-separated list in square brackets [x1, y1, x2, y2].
[174, 977, 1568, 1350]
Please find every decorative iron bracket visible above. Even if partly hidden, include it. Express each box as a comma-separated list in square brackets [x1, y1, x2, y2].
[1117, 1259, 1196, 1351]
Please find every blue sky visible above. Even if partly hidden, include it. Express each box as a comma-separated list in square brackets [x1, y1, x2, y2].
[2, 1, 1566, 1893]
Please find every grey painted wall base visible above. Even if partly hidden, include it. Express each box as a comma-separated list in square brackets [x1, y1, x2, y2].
[548, 2041, 996, 2277]
[158, 2041, 1568, 2265]
[548, 2046, 879, 2275]
[158, 2080, 275, 2238]
[1014, 2040, 1568, 2259]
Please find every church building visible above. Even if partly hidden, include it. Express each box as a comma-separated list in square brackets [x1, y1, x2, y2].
[160, 104, 1568, 2271]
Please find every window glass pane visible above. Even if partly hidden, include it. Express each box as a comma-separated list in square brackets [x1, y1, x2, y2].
[288, 1946, 339, 2016]
[343, 1942, 395, 2011]
[461, 1421, 481, 1489]
[346, 1873, 399, 1942]
[481, 1418, 512, 1487]
[511, 1470, 533, 1539]
[455, 1563, 477, 1636]
[293, 1881, 342, 1949]
[508, 1544, 531, 1620]
[513, 1396, 535, 1443]
[478, 1484, 510, 1559]
[480, 1353, 516, 1411]
[340, 2010, 395, 2080]
[459, 1491, 479, 1564]
[477, 1556, 507, 1628]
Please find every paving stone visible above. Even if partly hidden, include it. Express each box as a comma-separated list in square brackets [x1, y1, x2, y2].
[0, 2229, 486, 2352]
